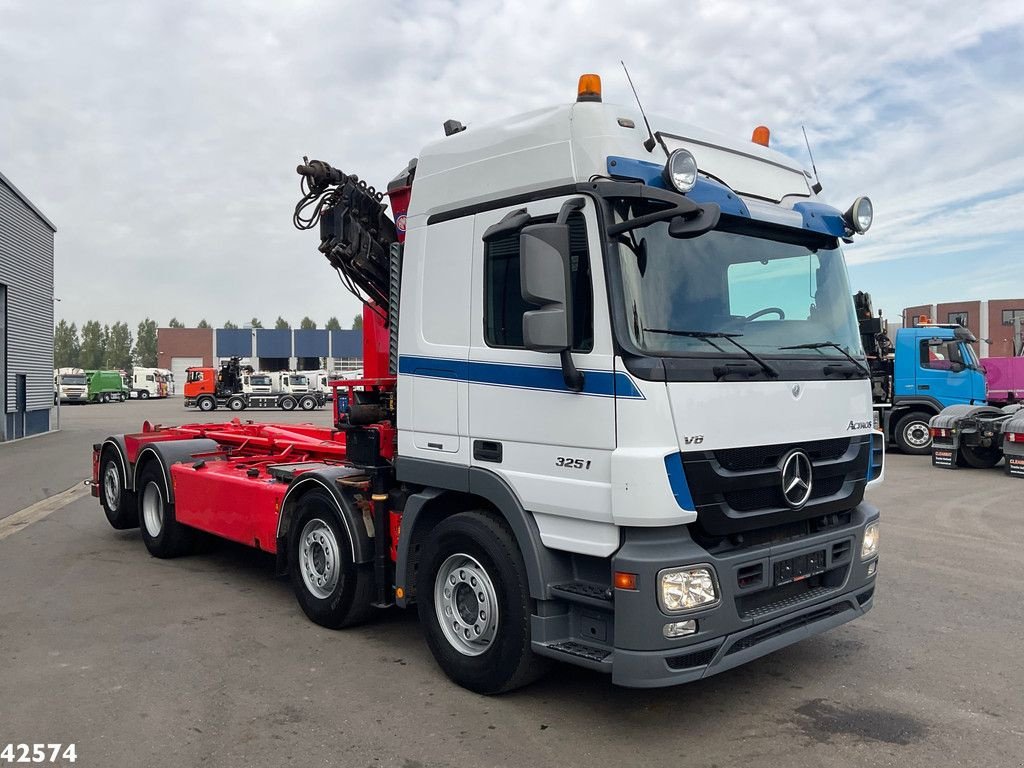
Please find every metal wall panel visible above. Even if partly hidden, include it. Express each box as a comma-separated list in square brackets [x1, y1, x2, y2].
[255, 329, 292, 358]
[215, 328, 254, 358]
[294, 329, 329, 357]
[331, 330, 362, 357]
[0, 177, 55, 420]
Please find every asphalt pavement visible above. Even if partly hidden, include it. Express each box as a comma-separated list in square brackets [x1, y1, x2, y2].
[0, 399, 1021, 768]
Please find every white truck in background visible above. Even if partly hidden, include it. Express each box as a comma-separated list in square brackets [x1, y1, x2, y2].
[54, 368, 88, 404]
[129, 367, 168, 399]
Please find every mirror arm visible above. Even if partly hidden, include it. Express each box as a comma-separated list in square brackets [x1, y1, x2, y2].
[556, 197, 586, 225]
[560, 349, 584, 392]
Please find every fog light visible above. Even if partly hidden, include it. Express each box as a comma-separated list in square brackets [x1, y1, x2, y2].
[658, 566, 719, 613]
[664, 620, 697, 638]
[867, 560, 877, 577]
[844, 196, 873, 234]
[861, 522, 880, 559]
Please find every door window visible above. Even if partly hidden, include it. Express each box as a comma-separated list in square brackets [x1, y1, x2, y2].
[483, 213, 593, 352]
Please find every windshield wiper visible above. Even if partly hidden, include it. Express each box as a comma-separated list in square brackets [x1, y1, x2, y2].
[644, 329, 780, 378]
[779, 341, 870, 377]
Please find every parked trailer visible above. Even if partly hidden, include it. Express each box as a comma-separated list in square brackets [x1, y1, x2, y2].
[929, 403, 1024, 473]
[92, 75, 883, 693]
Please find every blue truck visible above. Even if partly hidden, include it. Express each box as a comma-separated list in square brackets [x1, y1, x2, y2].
[855, 292, 986, 454]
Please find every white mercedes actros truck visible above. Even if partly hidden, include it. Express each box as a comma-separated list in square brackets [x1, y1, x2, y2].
[92, 74, 882, 694]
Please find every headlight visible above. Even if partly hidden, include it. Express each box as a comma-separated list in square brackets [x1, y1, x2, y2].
[861, 521, 880, 559]
[658, 566, 719, 613]
[663, 148, 698, 193]
[844, 196, 873, 234]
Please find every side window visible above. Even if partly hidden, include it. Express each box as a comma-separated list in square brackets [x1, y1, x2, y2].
[920, 340, 961, 370]
[483, 212, 593, 351]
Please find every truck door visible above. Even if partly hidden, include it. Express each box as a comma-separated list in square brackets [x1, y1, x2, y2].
[468, 196, 616, 531]
[916, 338, 975, 406]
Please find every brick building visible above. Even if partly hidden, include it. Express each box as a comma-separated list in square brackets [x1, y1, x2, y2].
[903, 299, 1024, 358]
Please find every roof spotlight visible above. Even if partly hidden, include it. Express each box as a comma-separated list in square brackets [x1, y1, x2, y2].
[844, 196, 873, 234]
[663, 149, 698, 193]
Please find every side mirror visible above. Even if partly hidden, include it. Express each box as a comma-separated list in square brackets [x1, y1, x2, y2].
[519, 222, 572, 353]
[949, 361, 966, 373]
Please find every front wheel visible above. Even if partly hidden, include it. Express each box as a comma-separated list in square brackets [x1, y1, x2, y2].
[959, 444, 1002, 468]
[140, 390, 150, 400]
[197, 396, 216, 412]
[418, 511, 547, 694]
[894, 411, 932, 454]
[100, 452, 137, 530]
[288, 490, 374, 629]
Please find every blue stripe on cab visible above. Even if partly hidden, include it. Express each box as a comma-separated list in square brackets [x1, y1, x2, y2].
[398, 356, 643, 399]
[664, 453, 696, 511]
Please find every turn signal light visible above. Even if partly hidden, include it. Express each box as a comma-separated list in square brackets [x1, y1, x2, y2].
[614, 571, 638, 590]
[752, 125, 770, 146]
[577, 73, 602, 103]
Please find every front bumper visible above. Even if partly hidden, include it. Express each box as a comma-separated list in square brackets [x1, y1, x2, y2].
[533, 501, 878, 687]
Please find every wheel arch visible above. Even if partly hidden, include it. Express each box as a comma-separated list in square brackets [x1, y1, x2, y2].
[101, 437, 131, 491]
[888, 400, 940, 440]
[132, 438, 221, 503]
[393, 462, 570, 608]
[275, 469, 375, 574]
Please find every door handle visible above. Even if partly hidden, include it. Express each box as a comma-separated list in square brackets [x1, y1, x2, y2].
[918, 384, 930, 390]
[473, 440, 503, 463]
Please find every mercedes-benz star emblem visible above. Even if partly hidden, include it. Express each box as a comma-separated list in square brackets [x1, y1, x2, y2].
[791, 384, 801, 398]
[780, 450, 813, 508]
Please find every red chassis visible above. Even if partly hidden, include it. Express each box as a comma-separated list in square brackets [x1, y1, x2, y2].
[91, 377, 397, 556]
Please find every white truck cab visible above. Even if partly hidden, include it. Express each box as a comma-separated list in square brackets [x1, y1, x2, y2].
[54, 368, 88, 403]
[242, 372, 274, 395]
[387, 79, 882, 688]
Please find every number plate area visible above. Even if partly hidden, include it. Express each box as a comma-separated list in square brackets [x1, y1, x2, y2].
[773, 550, 826, 586]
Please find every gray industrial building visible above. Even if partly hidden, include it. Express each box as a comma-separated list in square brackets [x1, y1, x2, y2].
[0, 170, 56, 441]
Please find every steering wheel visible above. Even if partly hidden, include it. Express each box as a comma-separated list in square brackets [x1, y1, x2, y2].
[745, 307, 785, 321]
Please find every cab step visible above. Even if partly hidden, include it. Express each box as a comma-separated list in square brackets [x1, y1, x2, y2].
[550, 581, 613, 608]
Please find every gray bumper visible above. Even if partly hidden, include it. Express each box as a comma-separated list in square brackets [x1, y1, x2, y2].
[533, 502, 879, 688]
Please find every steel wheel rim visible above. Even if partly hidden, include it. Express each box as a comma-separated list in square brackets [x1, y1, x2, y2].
[103, 463, 120, 511]
[142, 482, 163, 538]
[299, 518, 341, 599]
[434, 553, 499, 657]
[905, 422, 930, 448]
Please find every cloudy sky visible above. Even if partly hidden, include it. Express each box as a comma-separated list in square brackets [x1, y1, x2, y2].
[2, 1, 1023, 330]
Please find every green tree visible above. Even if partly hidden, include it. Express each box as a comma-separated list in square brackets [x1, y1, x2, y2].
[197, 319, 211, 329]
[105, 322, 133, 370]
[168, 317, 184, 328]
[324, 316, 342, 331]
[249, 317, 263, 328]
[53, 320, 80, 368]
[223, 320, 238, 329]
[79, 321, 106, 369]
[274, 316, 290, 330]
[351, 313, 363, 331]
[299, 316, 317, 330]
[134, 318, 158, 367]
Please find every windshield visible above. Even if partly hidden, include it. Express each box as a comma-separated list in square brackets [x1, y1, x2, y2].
[289, 376, 308, 386]
[251, 375, 271, 386]
[613, 207, 862, 359]
[61, 375, 86, 386]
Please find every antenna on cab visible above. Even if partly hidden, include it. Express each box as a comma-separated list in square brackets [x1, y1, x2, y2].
[802, 125, 823, 194]
[621, 61, 664, 156]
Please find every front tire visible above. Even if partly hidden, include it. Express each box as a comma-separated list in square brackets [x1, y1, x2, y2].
[894, 411, 932, 454]
[197, 395, 216, 412]
[288, 490, 374, 629]
[100, 452, 138, 530]
[140, 390, 150, 400]
[137, 462, 195, 558]
[418, 511, 547, 694]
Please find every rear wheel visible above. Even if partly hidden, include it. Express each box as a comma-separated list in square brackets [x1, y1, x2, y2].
[227, 396, 246, 412]
[894, 411, 932, 454]
[418, 511, 547, 694]
[288, 490, 374, 628]
[959, 444, 1002, 468]
[280, 396, 297, 411]
[100, 452, 137, 530]
[101, 393, 111, 404]
[197, 395, 216, 412]
[299, 395, 317, 411]
[137, 462, 195, 558]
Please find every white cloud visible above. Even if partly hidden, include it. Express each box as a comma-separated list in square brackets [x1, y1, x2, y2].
[1, 0, 1022, 327]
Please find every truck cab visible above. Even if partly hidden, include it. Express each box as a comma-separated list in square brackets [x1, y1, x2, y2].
[277, 372, 309, 394]
[54, 368, 88, 403]
[881, 325, 986, 452]
[242, 372, 274, 395]
[183, 367, 216, 401]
